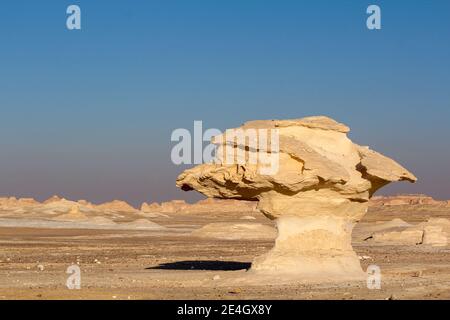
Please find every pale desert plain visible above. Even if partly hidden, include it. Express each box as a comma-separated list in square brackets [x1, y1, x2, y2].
[0, 116, 449, 300]
[0, 195, 449, 300]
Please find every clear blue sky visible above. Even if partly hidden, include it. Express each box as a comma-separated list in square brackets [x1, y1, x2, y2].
[0, 0, 449, 205]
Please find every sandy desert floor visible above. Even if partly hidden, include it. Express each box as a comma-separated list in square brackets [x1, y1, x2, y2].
[0, 201, 449, 300]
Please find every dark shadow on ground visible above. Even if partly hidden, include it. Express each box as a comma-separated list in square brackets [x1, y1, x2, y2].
[147, 260, 251, 271]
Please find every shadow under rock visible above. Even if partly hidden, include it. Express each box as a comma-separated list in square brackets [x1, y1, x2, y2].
[147, 260, 251, 271]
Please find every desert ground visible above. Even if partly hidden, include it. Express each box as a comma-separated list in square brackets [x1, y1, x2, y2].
[0, 195, 449, 300]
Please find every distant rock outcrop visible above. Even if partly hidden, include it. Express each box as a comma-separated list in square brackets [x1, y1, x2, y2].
[0, 197, 39, 208]
[370, 195, 446, 207]
[141, 202, 163, 213]
[43, 195, 63, 204]
[53, 205, 89, 221]
[420, 218, 449, 246]
[160, 200, 188, 213]
[95, 200, 137, 212]
[141, 200, 187, 213]
[369, 218, 449, 247]
[373, 228, 424, 245]
[41, 198, 80, 212]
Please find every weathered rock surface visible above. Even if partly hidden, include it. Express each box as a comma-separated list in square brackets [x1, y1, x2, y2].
[95, 200, 137, 212]
[0, 196, 168, 231]
[370, 195, 446, 207]
[43, 195, 63, 204]
[0, 197, 40, 208]
[369, 218, 449, 247]
[422, 226, 448, 246]
[373, 229, 424, 245]
[53, 205, 89, 221]
[355, 218, 413, 240]
[177, 116, 417, 280]
[420, 218, 449, 247]
[141, 202, 163, 213]
[141, 200, 188, 213]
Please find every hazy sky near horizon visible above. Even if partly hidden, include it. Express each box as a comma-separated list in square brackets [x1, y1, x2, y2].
[0, 0, 449, 206]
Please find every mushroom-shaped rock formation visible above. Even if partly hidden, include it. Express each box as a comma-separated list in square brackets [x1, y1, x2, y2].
[176, 116, 417, 281]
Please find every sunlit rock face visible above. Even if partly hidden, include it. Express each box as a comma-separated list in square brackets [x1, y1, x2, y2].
[177, 116, 417, 281]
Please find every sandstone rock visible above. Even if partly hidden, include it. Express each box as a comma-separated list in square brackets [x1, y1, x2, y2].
[369, 218, 449, 247]
[141, 200, 188, 213]
[419, 218, 450, 231]
[77, 200, 95, 209]
[372, 229, 424, 245]
[17, 198, 39, 207]
[191, 222, 276, 240]
[95, 200, 137, 212]
[422, 226, 448, 247]
[0, 197, 39, 208]
[160, 200, 188, 213]
[419, 218, 449, 247]
[53, 205, 89, 221]
[0, 197, 12, 203]
[41, 198, 82, 214]
[141, 202, 162, 213]
[177, 115, 416, 280]
[369, 194, 445, 207]
[357, 218, 412, 240]
[43, 195, 63, 204]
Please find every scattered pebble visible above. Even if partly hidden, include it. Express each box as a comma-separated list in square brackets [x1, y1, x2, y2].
[228, 288, 242, 294]
[37, 264, 44, 271]
[213, 275, 221, 280]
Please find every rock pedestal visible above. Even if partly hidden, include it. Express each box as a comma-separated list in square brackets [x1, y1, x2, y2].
[251, 215, 365, 280]
[177, 116, 417, 280]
